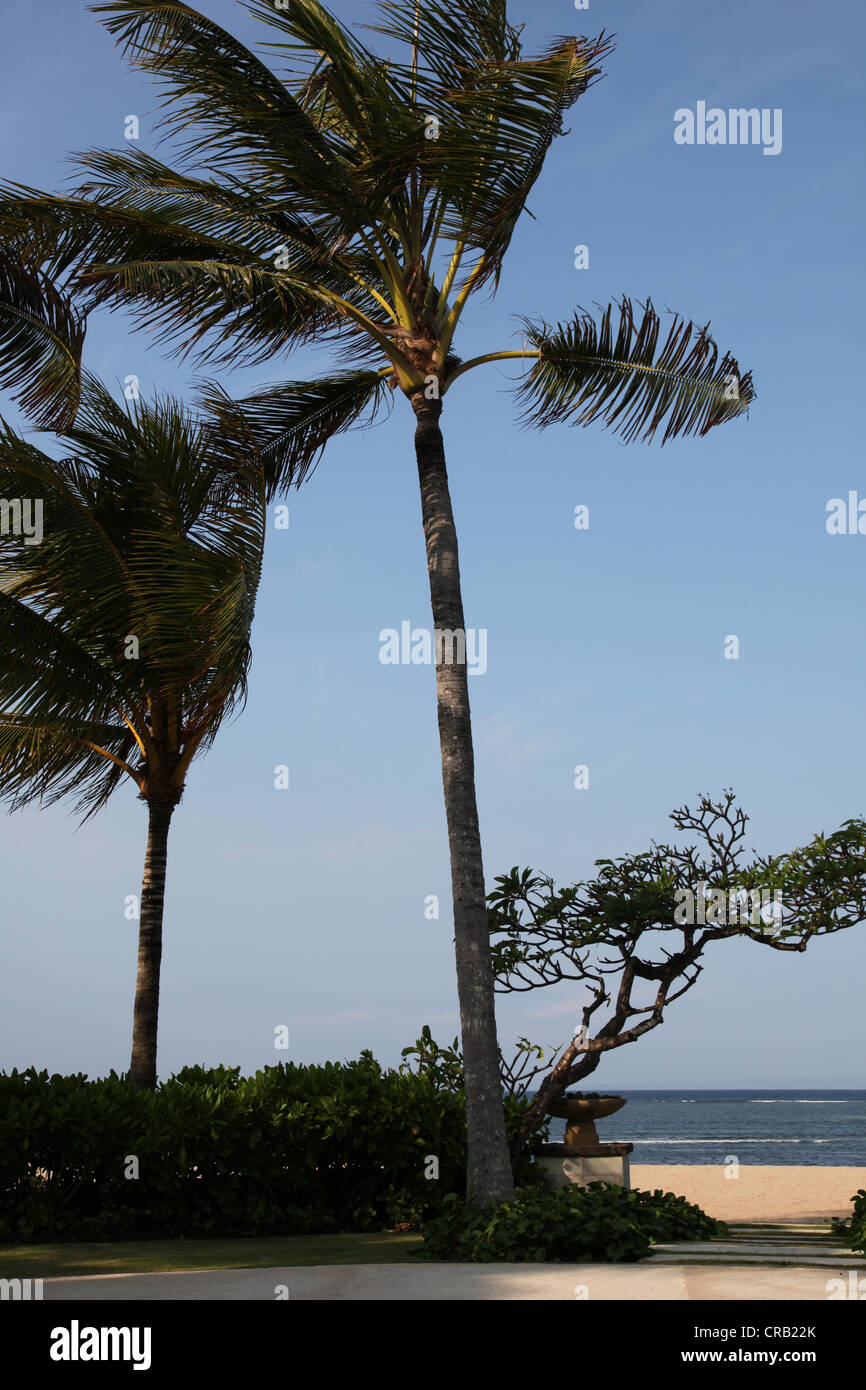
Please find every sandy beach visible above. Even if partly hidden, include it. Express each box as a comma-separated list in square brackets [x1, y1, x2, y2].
[633, 1164, 865, 1223]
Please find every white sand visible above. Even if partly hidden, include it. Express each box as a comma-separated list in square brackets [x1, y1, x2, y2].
[632, 1164, 865, 1223]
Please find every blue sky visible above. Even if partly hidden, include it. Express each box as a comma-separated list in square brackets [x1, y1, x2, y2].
[1, 0, 864, 1088]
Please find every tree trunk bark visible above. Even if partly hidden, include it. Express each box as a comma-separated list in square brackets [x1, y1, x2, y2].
[411, 391, 515, 1207]
[128, 799, 174, 1091]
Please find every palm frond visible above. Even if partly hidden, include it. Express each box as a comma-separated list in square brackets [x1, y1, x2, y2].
[200, 368, 393, 496]
[0, 250, 85, 427]
[371, 4, 613, 283]
[243, 0, 397, 132]
[0, 180, 389, 368]
[0, 421, 134, 645]
[81, 255, 381, 366]
[0, 715, 138, 818]
[0, 590, 120, 729]
[371, 0, 523, 85]
[514, 299, 755, 444]
[73, 148, 319, 254]
[436, 34, 613, 283]
[91, 0, 369, 220]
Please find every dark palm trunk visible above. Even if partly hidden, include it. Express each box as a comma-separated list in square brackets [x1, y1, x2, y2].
[128, 799, 174, 1091]
[411, 391, 515, 1207]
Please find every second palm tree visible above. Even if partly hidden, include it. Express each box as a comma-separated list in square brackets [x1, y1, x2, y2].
[0, 374, 267, 1089]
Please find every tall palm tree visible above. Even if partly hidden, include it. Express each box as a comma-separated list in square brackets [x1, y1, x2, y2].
[0, 372, 267, 1089]
[0, 0, 755, 1204]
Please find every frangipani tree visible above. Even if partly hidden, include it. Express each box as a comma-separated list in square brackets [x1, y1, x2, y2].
[405, 792, 866, 1166]
[0, 0, 755, 1205]
[487, 791, 866, 1157]
[0, 373, 267, 1088]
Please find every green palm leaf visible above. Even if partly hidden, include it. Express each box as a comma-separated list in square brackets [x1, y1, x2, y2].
[0, 250, 85, 427]
[0, 715, 137, 818]
[91, 0, 371, 219]
[200, 368, 393, 495]
[244, 0, 399, 143]
[370, 3, 612, 281]
[73, 148, 317, 254]
[0, 176, 388, 368]
[513, 299, 755, 444]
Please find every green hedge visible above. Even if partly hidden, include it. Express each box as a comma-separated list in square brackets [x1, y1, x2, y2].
[9, 1057, 717, 1259]
[0, 1055, 476, 1241]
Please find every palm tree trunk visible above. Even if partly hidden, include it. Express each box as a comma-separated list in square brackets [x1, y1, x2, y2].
[411, 390, 515, 1207]
[128, 799, 174, 1091]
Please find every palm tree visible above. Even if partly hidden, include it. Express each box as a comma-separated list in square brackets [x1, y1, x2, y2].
[0, 1, 755, 1204]
[0, 372, 267, 1089]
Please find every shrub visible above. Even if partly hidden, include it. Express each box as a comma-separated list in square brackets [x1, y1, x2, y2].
[417, 1181, 726, 1263]
[831, 1189, 866, 1253]
[623, 1186, 727, 1243]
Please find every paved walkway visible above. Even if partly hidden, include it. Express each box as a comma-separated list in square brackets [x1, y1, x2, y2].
[652, 1221, 866, 1270]
[42, 1258, 860, 1301]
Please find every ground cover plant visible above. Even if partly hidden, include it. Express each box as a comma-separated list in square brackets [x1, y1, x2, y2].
[417, 1183, 726, 1263]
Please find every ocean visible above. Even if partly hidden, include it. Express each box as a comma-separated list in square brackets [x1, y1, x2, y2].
[542, 1090, 866, 1166]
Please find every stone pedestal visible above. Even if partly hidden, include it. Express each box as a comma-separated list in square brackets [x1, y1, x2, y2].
[535, 1142, 633, 1191]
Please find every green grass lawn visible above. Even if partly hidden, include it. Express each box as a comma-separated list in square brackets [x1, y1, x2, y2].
[0, 1232, 423, 1278]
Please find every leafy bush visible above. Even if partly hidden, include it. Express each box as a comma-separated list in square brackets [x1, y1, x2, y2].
[400, 1026, 464, 1091]
[624, 1186, 727, 1243]
[0, 1055, 478, 1242]
[399, 1024, 551, 1151]
[831, 1189, 866, 1253]
[417, 1181, 726, 1263]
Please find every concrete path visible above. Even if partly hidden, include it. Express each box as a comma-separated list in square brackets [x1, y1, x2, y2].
[652, 1221, 866, 1269]
[42, 1260, 859, 1301]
